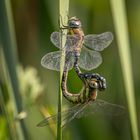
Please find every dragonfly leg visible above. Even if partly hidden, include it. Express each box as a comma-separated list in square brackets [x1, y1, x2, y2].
[59, 15, 69, 30]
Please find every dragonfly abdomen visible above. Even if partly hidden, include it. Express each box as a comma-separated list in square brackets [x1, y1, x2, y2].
[61, 60, 91, 104]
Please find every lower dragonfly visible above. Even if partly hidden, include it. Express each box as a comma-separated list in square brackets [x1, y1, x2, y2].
[37, 61, 125, 127]
[37, 72, 125, 127]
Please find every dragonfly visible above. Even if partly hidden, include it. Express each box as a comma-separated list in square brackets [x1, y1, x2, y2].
[38, 17, 124, 127]
[41, 17, 114, 77]
[37, 72, 125, 127]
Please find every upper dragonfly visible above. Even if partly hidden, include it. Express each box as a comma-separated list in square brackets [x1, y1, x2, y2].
[41, 17, 113, 72]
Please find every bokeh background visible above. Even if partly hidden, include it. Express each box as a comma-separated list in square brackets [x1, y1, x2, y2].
[0, 0, 140, 140]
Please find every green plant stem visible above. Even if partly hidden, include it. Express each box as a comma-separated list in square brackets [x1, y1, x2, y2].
[0, 0, 28, 140]
[57, 0, 69, 140]
[0, 84, 14, 140]
[110, 0, 139, 140]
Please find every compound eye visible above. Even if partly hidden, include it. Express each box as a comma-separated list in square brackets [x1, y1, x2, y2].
[69, 20, 81, 28]
[74, 21, 81, 26]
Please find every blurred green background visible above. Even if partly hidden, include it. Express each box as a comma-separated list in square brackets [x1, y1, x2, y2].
[0, 0, 140, 140]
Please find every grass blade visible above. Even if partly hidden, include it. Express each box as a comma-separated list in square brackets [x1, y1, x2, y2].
[57, 0, 69, 140]
[110, 0, 139, 140]
[0, 0, 28, 139]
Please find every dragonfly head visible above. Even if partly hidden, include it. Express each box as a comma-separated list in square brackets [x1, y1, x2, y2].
[68, 17, 82, 28]
[82, 73, 106, 91]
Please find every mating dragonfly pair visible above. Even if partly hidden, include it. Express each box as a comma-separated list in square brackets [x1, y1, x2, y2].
[37, 17, 124, 127]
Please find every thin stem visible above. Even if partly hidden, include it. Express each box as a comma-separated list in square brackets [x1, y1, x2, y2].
[57, 0, 69, 140]
[110, 0, 139, 140]
[0, 0, 28, 139]
[0, 84, 14, 140]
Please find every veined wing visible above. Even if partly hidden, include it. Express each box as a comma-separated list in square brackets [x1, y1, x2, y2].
[41, 51, 74, 71]
[75, 99, 125, 119]
[37, 103, 86, 127]
[84, 32, 113, 51]
[50, 32, 81, 51]
[37, 99, 125, 127]
[79, 47, 102, 71]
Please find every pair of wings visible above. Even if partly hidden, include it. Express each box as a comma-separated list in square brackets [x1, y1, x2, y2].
[37, 99, 125, 127]
[41, 31, 113, 71]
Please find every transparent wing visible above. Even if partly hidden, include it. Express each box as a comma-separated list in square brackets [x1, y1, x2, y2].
[37, 114, 58, 127]
[50, 32, 81, 51]
[37, 99, 125, 127]
[84, 32, 113, 51]
[79, 47, 102, 70]
[41, 51, 74, 71]
[37, 103, 85, 127]
[75, 99, 125, 119]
